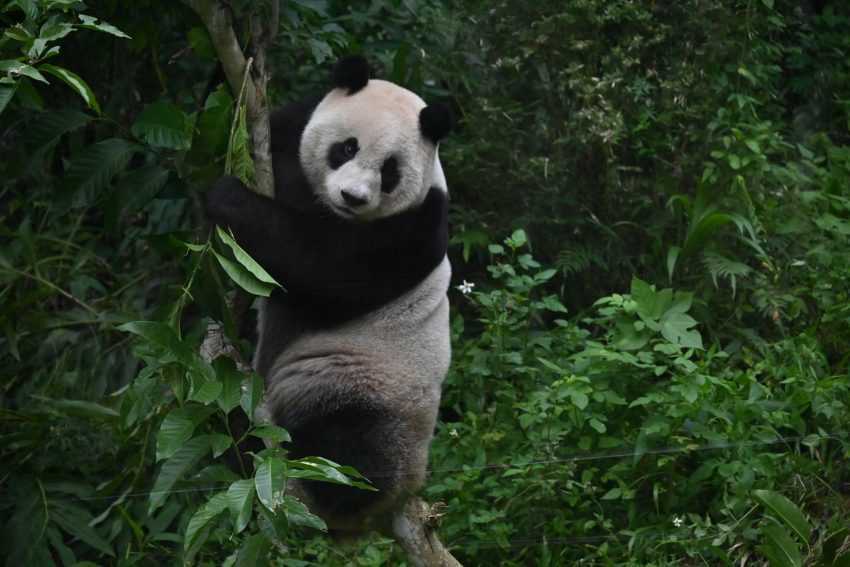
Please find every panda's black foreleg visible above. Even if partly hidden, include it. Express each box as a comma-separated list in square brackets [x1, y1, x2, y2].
[204, 176, 327, 289]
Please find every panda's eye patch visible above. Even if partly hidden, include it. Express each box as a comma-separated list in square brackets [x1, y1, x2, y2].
[328, 137, 359, 169]
[380, 156, 400, 194]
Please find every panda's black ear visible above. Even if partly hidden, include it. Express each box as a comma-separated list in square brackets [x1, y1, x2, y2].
[333, 55, 370, 95]
[419, 103, 453, 144]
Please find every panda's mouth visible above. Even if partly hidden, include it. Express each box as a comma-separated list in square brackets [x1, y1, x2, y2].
[330, 203, 357, 219]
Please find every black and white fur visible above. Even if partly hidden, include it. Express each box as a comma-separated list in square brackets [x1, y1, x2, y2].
[205, 56, 452, 532]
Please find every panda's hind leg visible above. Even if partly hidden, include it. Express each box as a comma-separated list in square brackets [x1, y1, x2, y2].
[263, 368, 412, 525]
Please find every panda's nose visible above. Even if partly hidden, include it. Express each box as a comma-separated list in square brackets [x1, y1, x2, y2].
[341, 190, 368, 208]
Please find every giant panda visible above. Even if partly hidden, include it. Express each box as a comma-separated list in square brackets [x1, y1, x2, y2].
[205, 55, 452, 533]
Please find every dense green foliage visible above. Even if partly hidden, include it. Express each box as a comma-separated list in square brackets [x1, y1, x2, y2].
[1, 0, 848, 565]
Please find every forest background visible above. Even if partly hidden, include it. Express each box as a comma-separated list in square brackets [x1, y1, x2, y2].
[1, 0, 849, 565]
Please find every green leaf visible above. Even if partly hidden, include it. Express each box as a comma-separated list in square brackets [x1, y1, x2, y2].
[118, 321, 194, 366]
[681, 212, 735, 258]
[761, 0, 774, 8]
[666, 246, 680, 282]
[213, 357, 243, 413]
[0, 83, 17, 116]
[0, 60, 48, 83]
[184, 492, 229, 553]
[760, 524, 802, 567]
[32, 397, 118, 420]
[212, 249, 276, 297]
[660, 310, 703, 349]
[39, 64, 100, 113]
[216, 227, 281, 287]
[51, 503, 115, 557]
[77, 15, 131, 39]
[66, 138, 138, 204]
[288, 456, 375, 490]
[39, 22, 74, 42]
[254, 456, 286, 511]
[241, 372, 264, 419]
[250, 425, 291, 444]
[25, 109, 90, 154]
[283, 496, 327, 532]
[753, 489, 811, 543]
[225, 479, 254, 534]
[235, 533, 272, 566]
[131, 101, 192, 150]
[149, 436, 210, 514]
[156, 405, 215, 461]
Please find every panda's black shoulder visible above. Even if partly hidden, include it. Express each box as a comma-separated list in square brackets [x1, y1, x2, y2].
[269, 94, 324, 211]
[270, 94, 324, 156]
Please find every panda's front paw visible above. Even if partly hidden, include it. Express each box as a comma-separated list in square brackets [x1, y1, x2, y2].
[205, 176, 252, 226]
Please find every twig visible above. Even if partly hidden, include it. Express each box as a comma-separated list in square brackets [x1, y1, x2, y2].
[391, 498, 463, 567]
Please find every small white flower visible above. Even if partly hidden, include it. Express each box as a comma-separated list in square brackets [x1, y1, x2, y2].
[456, 280, 475, 295]
[673, 516, 683, 528]
[449, 428, 459, 439]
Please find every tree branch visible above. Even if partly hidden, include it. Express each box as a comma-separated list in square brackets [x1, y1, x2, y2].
[391, 498, 463, 567]
[185, 0, 274, 198]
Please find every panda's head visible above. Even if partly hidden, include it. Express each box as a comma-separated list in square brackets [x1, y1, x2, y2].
[300, 55, 452, 221]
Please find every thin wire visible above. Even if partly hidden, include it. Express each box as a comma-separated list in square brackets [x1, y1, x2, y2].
[50, 433, 840, 503]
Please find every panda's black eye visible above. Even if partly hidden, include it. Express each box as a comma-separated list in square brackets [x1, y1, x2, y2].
[328, 137, 359, 169]
[380, 156, 401, 194]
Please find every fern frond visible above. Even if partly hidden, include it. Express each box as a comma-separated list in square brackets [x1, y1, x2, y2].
[66, 138, 139, 206]
[703, 251, 751, 297]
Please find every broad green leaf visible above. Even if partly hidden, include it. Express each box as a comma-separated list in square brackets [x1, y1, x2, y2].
[288, 456, 375, 490]
[67, 138, 138, 204]
[254, 456, 286, 511]
[283, 496, 327, 531]
[156, 405, 215, 461]
[207, 433, 232, 458]
[213, 357, 243, 413]
[760, 524, 802, 567]
[249, 425, 291, 444]
[225, 479, 254, 533]
[118, 321, 194, 366]
[184, 492, 228, 552]
[24, 109, 90, 154]
[39, 64, 99, 113]
[0, 60, 48, 83]
[235, 533, 272, 566]
[216, 227, 280, 287]
[39, 22, 74, 42]
[212, 249, 276, 297]
[753, 489, 811, 543]
[149, 436, 210, 514]
[77, 15, 131, 39]
[131, 101, 192, 150]
[660, 310, 703, 349]
[6, 0, 37, 20]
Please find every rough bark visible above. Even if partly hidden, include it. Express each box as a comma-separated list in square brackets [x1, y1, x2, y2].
[391, 498, 463, 567]
[185, 0, 274, 198]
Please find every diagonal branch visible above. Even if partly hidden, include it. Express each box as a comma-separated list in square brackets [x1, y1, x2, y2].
[185, 0, 274, 198]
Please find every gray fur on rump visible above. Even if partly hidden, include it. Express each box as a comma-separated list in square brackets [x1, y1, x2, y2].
[256, 257, 451, 531]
